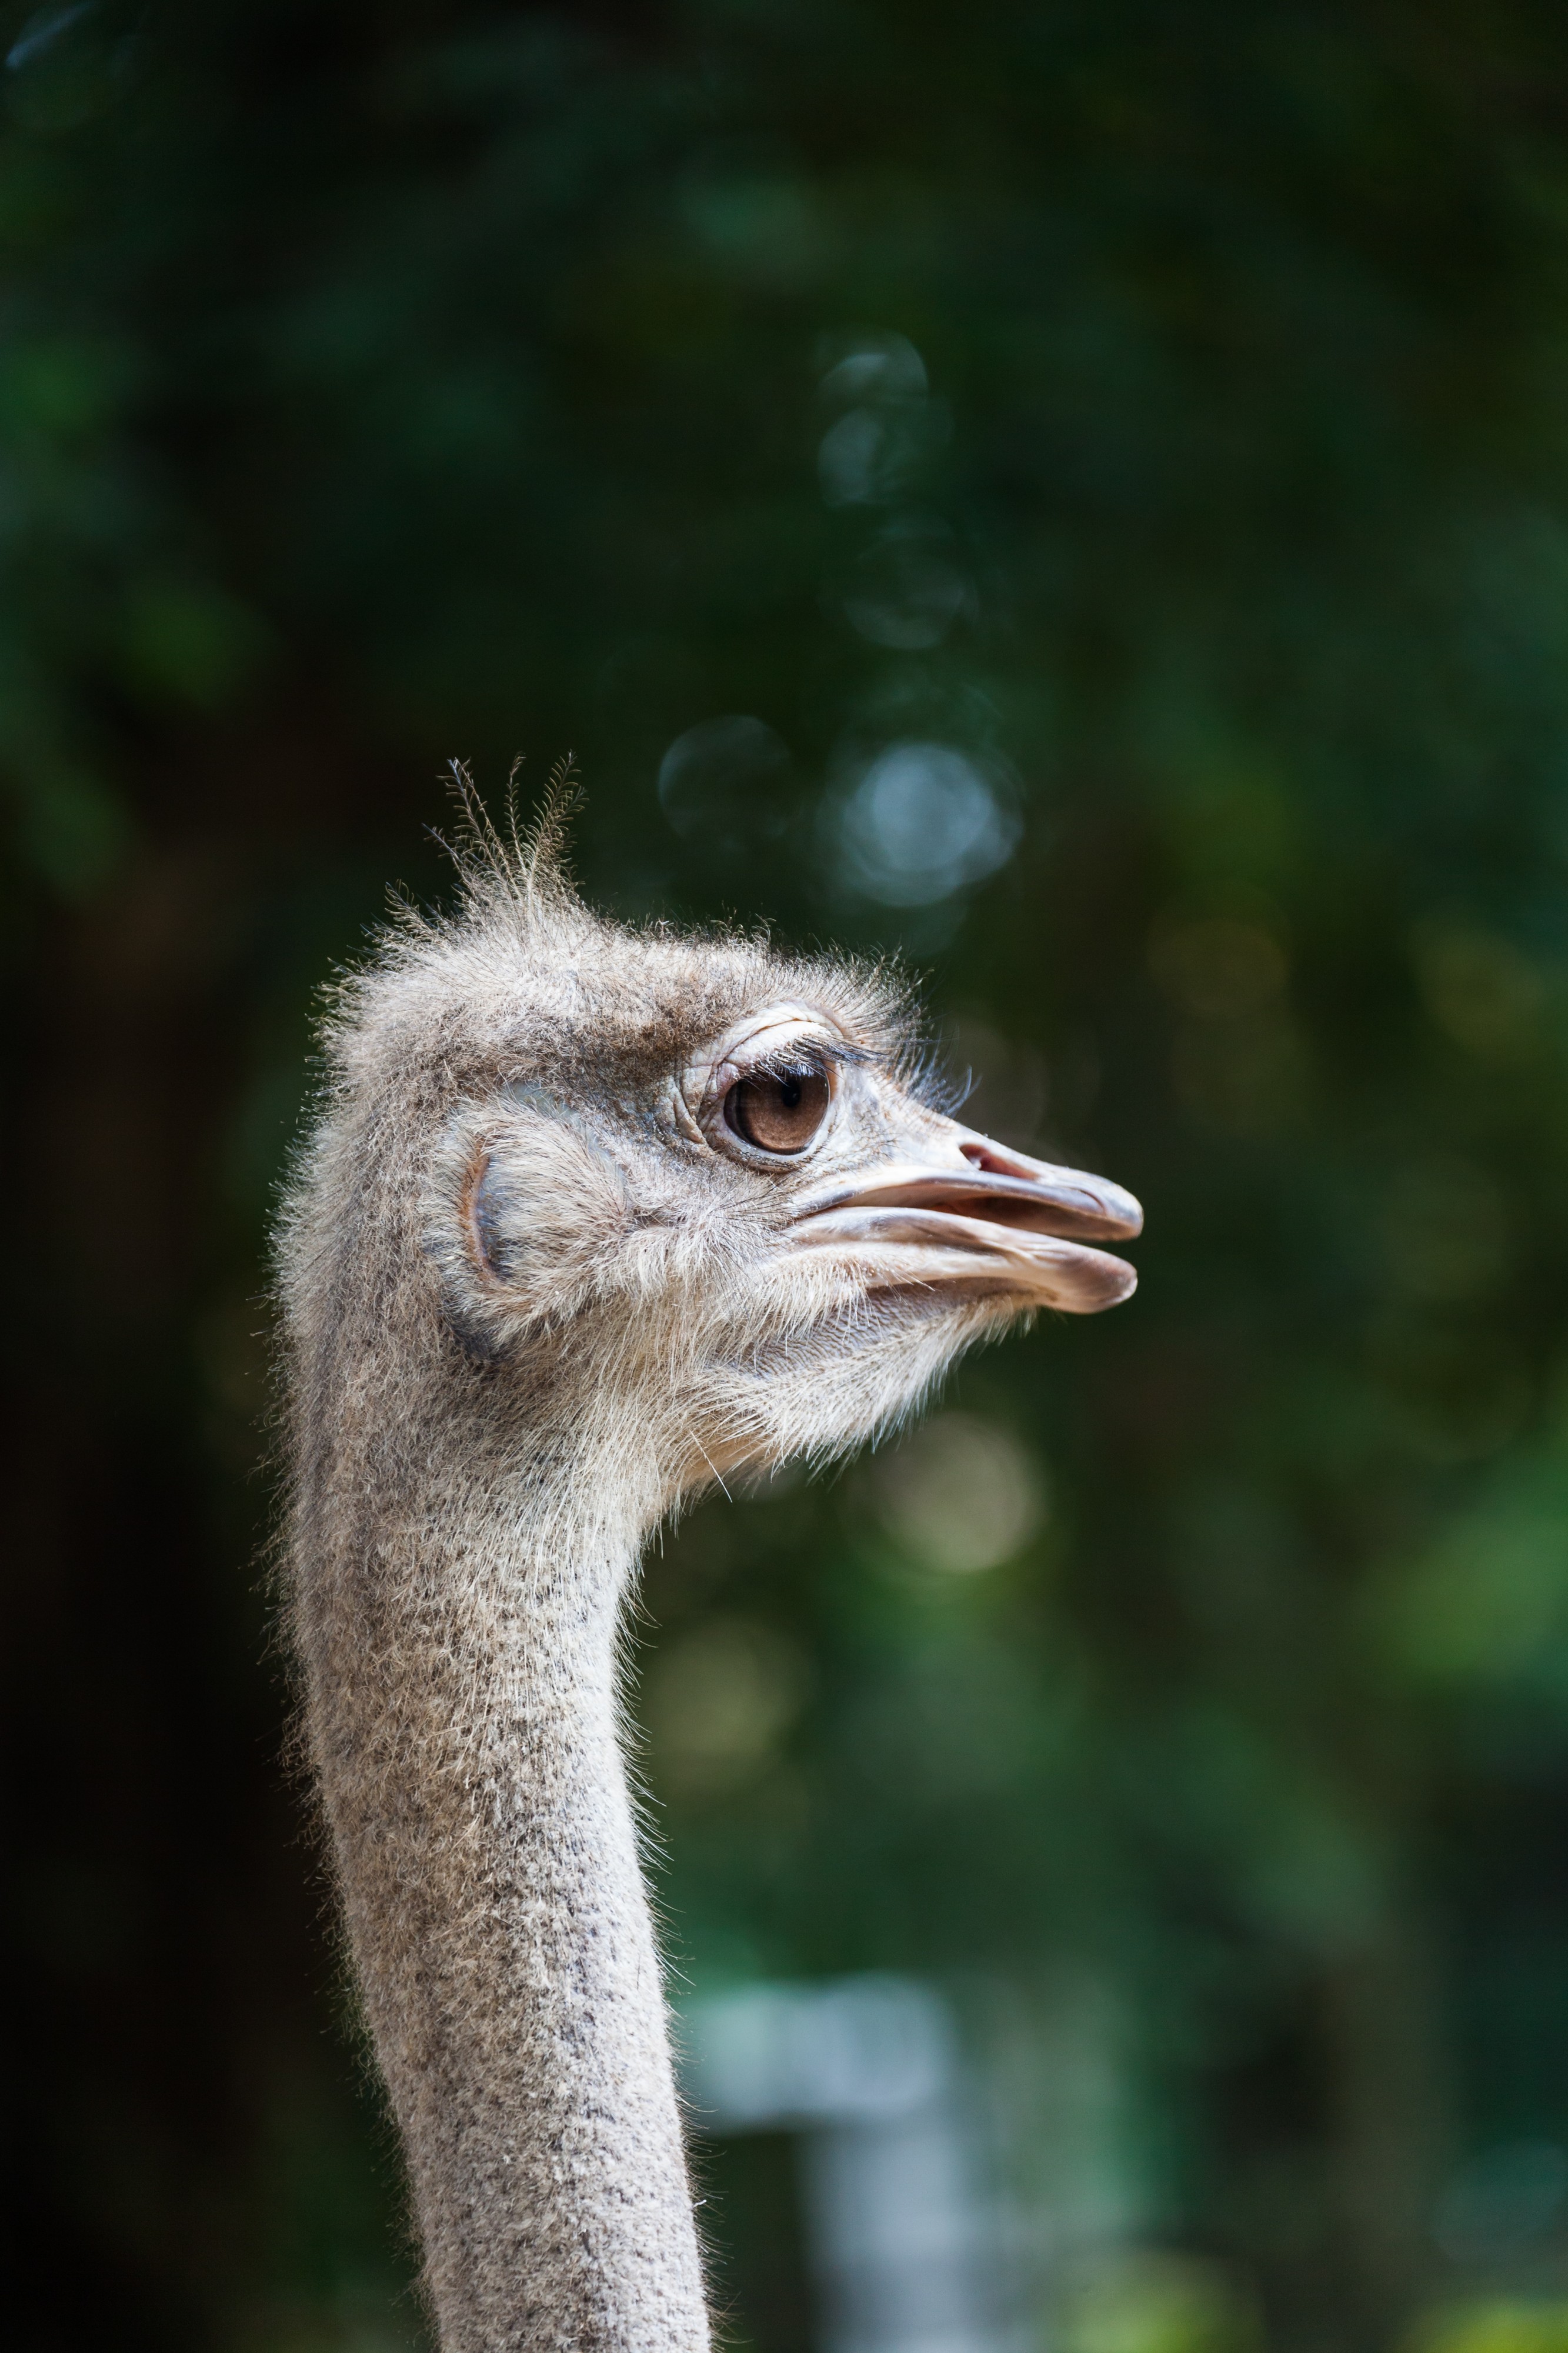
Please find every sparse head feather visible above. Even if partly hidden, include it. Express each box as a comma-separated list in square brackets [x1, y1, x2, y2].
[321, 764, 924, 1109]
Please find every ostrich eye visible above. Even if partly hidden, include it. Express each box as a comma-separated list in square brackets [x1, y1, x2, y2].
[724, 1062, 832, 1154]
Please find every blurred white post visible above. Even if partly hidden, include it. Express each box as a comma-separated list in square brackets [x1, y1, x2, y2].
[682, 1974, 1012, 2353]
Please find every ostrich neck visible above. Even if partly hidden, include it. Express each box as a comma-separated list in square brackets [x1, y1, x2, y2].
[297, 1399, 708, 2353]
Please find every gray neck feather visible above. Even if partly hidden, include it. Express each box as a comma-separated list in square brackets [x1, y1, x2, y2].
[292, 1394, 709, 2353]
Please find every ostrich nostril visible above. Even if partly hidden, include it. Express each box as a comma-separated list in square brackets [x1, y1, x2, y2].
[959, 1136, 1057, 1187]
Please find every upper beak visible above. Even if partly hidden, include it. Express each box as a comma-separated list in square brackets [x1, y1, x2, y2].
[793, 1130, 1142, 1314]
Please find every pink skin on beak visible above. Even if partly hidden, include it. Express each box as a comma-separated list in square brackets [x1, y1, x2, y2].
[792, 1129, 1143, 1314]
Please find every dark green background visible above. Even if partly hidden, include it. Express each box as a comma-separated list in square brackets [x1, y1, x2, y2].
[12, 5, 1568, 2350]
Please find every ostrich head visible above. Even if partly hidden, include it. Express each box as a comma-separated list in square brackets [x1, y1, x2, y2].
[299, 792, 1141, 1527]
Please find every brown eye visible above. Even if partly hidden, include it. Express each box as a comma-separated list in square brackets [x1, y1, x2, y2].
[724, 1063, 832, 1154]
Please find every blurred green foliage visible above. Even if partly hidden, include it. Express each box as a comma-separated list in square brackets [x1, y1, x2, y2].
[15, 4, 1568, 2351]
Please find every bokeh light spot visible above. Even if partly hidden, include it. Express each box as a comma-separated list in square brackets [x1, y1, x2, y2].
[872, 1412, 1047, 1574]
[658, 715, 791, 851]
[831, 741, 1020, 905]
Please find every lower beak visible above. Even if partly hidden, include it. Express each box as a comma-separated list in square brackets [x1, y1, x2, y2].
[793, 1132, 1142, 1315]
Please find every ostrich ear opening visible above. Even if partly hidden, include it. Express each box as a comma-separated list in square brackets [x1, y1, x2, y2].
[426, 1099, 633, 1349]
[463, 1143, 514, 1282]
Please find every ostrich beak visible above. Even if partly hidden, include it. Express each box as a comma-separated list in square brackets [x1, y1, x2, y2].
[793, 1132, 1142, 1314]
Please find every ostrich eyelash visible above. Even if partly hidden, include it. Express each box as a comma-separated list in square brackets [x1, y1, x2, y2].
[745, 1038, 879, 1083]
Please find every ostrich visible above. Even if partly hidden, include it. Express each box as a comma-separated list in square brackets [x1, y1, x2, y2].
[276, 791, 1141, 2353]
